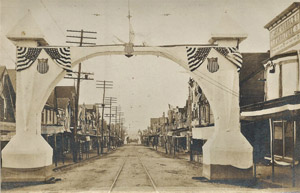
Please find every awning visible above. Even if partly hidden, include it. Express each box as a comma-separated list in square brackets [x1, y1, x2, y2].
[173, 135, 186, 138]
[0, 121, 16, 131]
[241, 104, 300, 121]
[240, 94, 300, 121]
[42, 125, 65, 135]
[167, 131, 173, 136]
[171, 127, 189, 134]
[0, 122, 16, 141]
[192, 126, 214, 140]
[148, 134, 159, 137]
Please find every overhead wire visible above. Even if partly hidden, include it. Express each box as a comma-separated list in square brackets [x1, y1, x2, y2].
[39, 0, 238, 98]
[194, 72, 239, 98]
[1, 44, 16, 65]
[39, 0, 66, 37]
[195, 68, 239, 97]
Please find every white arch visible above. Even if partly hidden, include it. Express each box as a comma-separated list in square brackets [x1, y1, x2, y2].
[2, 44, 253, 180]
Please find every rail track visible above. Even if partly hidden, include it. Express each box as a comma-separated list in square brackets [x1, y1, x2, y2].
[108, 150, 159, 193]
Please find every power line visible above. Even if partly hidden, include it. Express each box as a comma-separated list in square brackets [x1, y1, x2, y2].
[196, 70, 239, 97]
[1, 44, 15, 64]
[39, 0, 65, 37]
[195, 73, 239, 98]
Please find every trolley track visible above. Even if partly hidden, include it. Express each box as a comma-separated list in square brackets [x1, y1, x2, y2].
[108, 148, 159, 193]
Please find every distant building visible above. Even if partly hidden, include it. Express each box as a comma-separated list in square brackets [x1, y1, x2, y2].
[0, 66, 15, 123]
[0, 66, 16, 150]
[41, 86, 76, 135]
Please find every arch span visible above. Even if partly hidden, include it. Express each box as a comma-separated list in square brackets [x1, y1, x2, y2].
[2, 44, 253, 180]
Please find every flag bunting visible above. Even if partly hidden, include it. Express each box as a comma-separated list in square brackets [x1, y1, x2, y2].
[16, 47, 72, 72]
[186, 46, 243, 72]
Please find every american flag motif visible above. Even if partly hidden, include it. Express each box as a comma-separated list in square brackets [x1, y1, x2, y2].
[207, 58, 219, 73]
[16, 47, 42, 71]
[186, 47, 211, 72]
[186, 46, 243, 72]
[44, 48, 72, 72]
[214, 47, 242, 68]
[16, 47, 72, 72]
[37, 59, 49, 74]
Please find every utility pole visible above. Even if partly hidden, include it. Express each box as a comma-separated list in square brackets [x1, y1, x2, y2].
[118, 112, 124, 143]
[96, 80, 113, 154]
[66, 29, 96, 162]
[112, 106, 122, 146]
[113, 106, 118, 147]
[104, 97, 117, 151]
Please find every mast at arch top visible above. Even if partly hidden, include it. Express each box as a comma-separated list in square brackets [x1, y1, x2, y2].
[127, 0, 131, 42]
[127, 0, 134, 44]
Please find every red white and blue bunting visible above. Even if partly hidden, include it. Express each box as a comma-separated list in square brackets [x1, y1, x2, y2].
[186, 46, 242, 72]
[16, 47, 72, 72]
[16, 47, 42, 71]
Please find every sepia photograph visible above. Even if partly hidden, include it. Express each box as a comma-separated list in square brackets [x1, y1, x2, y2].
[1, 0, 300, 192]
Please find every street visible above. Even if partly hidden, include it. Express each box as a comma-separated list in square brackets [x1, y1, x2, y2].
[2, 144, 298, 193]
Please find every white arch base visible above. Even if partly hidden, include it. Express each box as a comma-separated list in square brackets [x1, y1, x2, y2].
[202, 132, 253, 180]
[2, 44, 253, 181]
[1, 134, 53, 182]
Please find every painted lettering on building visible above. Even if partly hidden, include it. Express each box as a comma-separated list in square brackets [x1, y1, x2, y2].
[270, 10, 300, 56]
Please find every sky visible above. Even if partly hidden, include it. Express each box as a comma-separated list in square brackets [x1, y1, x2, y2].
[0, 0, 297, 138]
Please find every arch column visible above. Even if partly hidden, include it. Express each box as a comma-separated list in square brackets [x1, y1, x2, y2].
[2, 39, 67, 182]
[190, 51, 253, 180]
[157, 46, 253, 180]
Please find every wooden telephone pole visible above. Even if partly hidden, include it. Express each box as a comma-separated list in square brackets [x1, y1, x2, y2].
[66, 29, 96, 162]
[96, 80, 113, 154]
[104, 97, 117, 151]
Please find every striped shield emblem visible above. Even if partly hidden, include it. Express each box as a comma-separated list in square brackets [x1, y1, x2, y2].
[37, 58, 49, 74]
[207, 57, 219, 73]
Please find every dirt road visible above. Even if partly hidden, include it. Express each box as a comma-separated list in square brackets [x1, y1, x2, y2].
[2, 145, 299, 192]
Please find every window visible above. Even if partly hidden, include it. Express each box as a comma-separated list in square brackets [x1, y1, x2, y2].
[41, 110, 44, 124]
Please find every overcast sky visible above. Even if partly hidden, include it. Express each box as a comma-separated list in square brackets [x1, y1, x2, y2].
[0, 0, 297, 137]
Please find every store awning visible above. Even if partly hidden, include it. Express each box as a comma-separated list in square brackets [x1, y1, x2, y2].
[0, 121, 16, 132]
[241, 94, 300, 121]
[167, 131, 173, 136]
[192, 126, 214, 140]
[171, 127, 189, 133]
[41, 125, 65, 135]
[241, 104, 300, 121]
[0, 122, 16, 141]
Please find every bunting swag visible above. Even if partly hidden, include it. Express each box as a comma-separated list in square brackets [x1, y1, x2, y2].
[186, 46, 243, 72]
[16, 47, 72, 72]
[44, 48, 71, 71]
[214, 47, 242, 68]
[186, 47, 211, 72]
[17, 47, 42, 71]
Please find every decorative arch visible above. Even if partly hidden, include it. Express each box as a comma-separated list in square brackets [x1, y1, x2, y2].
[2, 44, 253, 180]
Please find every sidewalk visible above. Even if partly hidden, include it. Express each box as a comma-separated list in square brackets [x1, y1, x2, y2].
[51, 147, 118, 172]
[256, 163, 300, 188]
[148, 145, 300, 189]
[148, 145, 192, 162]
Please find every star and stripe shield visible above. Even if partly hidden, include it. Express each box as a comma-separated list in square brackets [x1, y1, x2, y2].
[207, 58, 219, 73]
[186, 46, 242, 72]
[16, 47, 72, 72]
[186, 47, 211, 72]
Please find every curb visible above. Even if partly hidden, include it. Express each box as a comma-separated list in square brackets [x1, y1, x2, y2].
[52, 150, 116, 172]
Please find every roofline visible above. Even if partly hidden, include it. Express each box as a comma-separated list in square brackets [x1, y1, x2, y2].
[264, 2, 300, 29]
[0, 66, 7, 79]
[6, 36, 49, 46]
